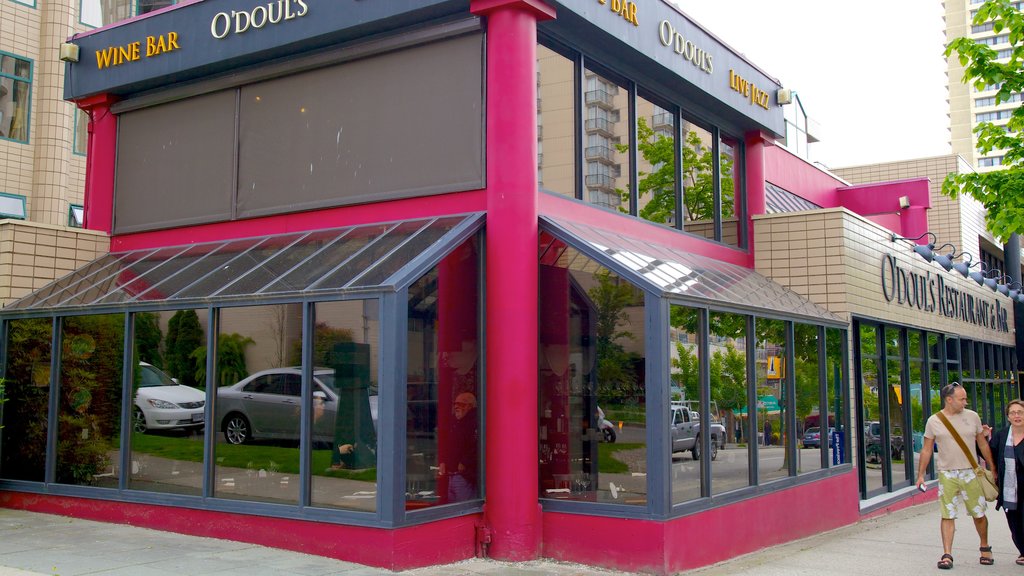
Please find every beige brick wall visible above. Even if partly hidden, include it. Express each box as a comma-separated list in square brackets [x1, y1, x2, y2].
[0, 219, 108, 305]
[833, 154, 995, 266]
[754, 208, 1015, 346]
[1, 0, 89, 229]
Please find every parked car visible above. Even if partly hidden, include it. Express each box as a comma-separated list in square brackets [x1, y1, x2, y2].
[864, 421, 904, 463]
[670, 401, 725, 460]
[132, 362, 206, 433]
[217, 367, 379, 445]
[801, 426, 835, 449]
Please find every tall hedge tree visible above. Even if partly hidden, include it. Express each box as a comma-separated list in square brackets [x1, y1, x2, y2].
[944, 0, 1024, 239]
[165, 310, 204, 387]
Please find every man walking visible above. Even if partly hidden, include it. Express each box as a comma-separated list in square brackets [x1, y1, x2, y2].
[916, 383, 997, 569]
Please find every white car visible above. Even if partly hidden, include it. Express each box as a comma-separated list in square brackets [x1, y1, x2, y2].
[132, 362, 206, 433]
[217, 367, 378, 445]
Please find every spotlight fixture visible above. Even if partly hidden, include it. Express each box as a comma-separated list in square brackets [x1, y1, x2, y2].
[969, 262, 997, 286]
[891, 231, 939, 263]
[931, 244, 958, 272]
[952, 253, 978, 277]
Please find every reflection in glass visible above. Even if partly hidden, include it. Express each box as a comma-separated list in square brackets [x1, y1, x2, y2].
[584, 68, 629, 211]
[794, 324, 820, 474]
[57, 314, 124, 487]
[709, 311, 749, 495]
[720, 134, 741, 247]
[681, 120, 716, 241]
[539, 234, 646, 505]
[408, 237, 481, 508]
[214, 304, 302, 504]
[80, 0, 177, 27]
[885, 329, 907, 484]
[860, 324, 884, 495]
[128, 310, 205, 496]
[0, 54, 31, 143]
[756, 318, 788, 483]
[670, 305, 702, 503]
[636, 97, 676, 229]
[537, 44, 576, 198]
[74, 108, 89, 155]
[908, 331, 925, 481]
[310, 300, 380, 512]
[1, 318, 53, 481]
[826, 328, 847, 464]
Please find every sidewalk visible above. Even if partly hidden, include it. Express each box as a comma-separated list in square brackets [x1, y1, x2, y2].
[0, 502, 1020, 575]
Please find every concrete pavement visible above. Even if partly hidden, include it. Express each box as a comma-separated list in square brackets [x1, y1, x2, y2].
[1, 501, 1022, 575]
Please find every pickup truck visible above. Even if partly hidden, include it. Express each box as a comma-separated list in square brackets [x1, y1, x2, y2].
[670, 401, 726, 460]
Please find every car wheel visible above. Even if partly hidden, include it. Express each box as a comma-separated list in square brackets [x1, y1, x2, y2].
[223, 414, 251, 445]
[692, 436, 701, 460]
[132, 406, 148, 434]
[709, 438, 719, 461]
[603, 426, 617, 443]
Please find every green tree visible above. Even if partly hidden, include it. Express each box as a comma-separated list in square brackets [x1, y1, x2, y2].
[134, 312, 163, 368]
[621, 119, 735, 225]
[194, 333, 254, 388]
[288, 322, 354, 366]
[165, 310, 203, 387]
[589, 270, 642, 403]
[943, 0, 1024, 239]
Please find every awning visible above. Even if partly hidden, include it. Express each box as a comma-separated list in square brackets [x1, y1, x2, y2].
[4, 213, 483, 314]
[540, 215, 844, 326]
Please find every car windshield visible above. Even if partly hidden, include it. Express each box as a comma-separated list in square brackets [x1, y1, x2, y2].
[806, 427, 819, 434]
[138, 365, 176, 387]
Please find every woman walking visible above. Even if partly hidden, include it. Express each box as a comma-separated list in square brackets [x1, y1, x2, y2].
[988, 399, 1024, 566]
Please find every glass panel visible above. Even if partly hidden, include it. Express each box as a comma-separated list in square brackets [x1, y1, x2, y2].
[635, 97, 676, 229]
[681, 120, 716, 241]
[214, 304, 302, 504]
[128, 310, 205, 495]
[213, 232, 338, 297]
[859, 324, 884, 495]
[885, 328, 908, 484]
[81, 0, 131, 27]
[946, 336, 961, 386]
[353, 216, 465, 287]
[928, 334, 942, 477]
[719, 133, 742, 247]
[537, 44, 576, 198]
[670, 305, 702, 503]
[310, 300, 380, 512]
[89, 246, 204, 305]
[0, 55, 31, 143]
[709, 311, 749, 494]
[9, 253, 128, 309]
[146, 236, 302, 300]
[539, 239, 646, 505]
[56, 314, 125, 487]
[408, 237, 482, 508]
[1, 318, 53, 481]
[313, 221, 429, 290]
[0, 194, 25, 218]
[74, 108, 89, 155]
[583, 68, 629, 211]
[908, 331, 925, 482]
[794, 323, 820, 474]
[262, 223, 391, 294]
[826, 328, 847, 465]
[756, 318, 788, 483]
[137, 0, 176, 15]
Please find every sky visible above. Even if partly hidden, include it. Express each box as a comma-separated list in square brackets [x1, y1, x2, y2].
[677, 1, 951, 169]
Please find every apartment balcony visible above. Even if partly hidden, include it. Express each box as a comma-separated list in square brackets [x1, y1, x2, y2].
[651, 112, 674, 130]
[585, 89, 615, 109]
[584, 145, 616, 163]
[585, 174, 615, 191]
[585, 117, 616, 136]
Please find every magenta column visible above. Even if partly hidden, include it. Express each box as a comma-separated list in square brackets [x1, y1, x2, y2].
[470, 0, 554, 561]
[77, 94, 118, 234]
[745, 131, 768, 259]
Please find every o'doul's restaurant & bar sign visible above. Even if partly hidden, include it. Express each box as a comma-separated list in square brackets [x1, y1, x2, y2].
[880, 253, 1010, 333]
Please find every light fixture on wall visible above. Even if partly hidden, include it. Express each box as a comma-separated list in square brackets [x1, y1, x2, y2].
[59, 42, 80, 63]
[891, 231, 940, 263]
[899, 196, 911, 209]
[952, 253, 979, 277]
[931, 245, 960, 272]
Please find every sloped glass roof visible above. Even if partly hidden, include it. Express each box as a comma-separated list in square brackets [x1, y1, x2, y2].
[541, 216, 844, 325]
[5, 214, 483, 313]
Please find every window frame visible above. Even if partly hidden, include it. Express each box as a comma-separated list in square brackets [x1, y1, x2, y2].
[0, 51, 33, 144]
[0, 192, 27, 219]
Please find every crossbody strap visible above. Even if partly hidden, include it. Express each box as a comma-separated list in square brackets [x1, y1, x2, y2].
[936, 411, 979, 469]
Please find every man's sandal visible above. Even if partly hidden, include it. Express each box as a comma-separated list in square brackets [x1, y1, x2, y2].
[937, 553, 953, 569]
[1016, 555, 1024, 566]
[980, 546, 994, 565]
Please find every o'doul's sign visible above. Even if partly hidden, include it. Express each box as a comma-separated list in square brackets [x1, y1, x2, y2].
[211, 0, 308, 39]
[880, 254, 1010, 333]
